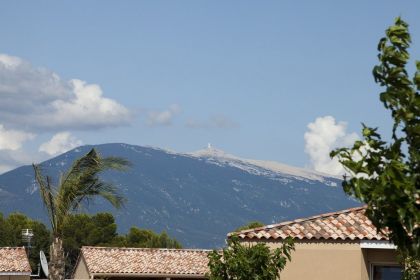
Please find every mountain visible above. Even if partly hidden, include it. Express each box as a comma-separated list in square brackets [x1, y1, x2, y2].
[0, 143, 359, 248]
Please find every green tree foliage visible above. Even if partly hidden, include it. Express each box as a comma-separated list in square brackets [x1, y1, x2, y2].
[207, 236, 294, 280]
[0, 211, 182, 277]
[331, 17, 419, 279]
[235, 221, 264, 232]
[61, 213, 181, 275]
[124, 227, 182, 248]
[61, 213, 119, 276]
[0, 213, 50, 271]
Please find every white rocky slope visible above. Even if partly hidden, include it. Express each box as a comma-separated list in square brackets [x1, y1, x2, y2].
[188, 145, 340, 184]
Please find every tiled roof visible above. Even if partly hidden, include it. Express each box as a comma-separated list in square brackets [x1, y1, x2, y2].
[79, 247, 210, 277]
[230, 206, 389, 241]
[0, 247, 31, 273]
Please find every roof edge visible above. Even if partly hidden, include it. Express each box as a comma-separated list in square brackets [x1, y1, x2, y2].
[228, 205, 367, 237]
[81, 246, 212, 252]
[78, 246, 212, 276]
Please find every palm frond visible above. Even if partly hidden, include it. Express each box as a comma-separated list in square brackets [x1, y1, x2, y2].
[101, 157, 132, 171]
[69, 181, 126, 211]
[59, 149, 101, 192]
[33, 164, 57, 233]
[55, 148, 129, 222]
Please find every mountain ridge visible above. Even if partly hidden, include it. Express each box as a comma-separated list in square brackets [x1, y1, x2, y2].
[0, 143, 359, 248]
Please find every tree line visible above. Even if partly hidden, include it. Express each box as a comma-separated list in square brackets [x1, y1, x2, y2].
[0, 211, 181, 277]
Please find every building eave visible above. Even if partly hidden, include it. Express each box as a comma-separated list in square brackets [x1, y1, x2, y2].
[0, 272, 31, 276]
[360, 240, 397, 249]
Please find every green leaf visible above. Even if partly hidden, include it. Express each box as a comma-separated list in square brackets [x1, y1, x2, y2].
[330, 17, 420, 265]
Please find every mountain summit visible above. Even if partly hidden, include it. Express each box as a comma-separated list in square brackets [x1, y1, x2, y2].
[189, 144, 337, 183]
[0, 143, 359, 248]
[190, 144, 237, 159]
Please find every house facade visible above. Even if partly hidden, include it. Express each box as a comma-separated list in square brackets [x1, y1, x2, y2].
[0, 247, 31, 280]
[232, 206, 403, 280]
[73, 247, 210, 280]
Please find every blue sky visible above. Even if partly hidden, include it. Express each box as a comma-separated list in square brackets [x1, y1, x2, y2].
[0, 1, 419, 174]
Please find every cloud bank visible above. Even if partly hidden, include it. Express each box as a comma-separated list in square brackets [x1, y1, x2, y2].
[146, 104, 181, 126]
[39, 132, 83, 156]
[0, 124, 36, 173]
[0, 124, 35, 151]
[304, 116, 358, 176]
[0, 53, 132, 173]
[0, 54, 131, 131]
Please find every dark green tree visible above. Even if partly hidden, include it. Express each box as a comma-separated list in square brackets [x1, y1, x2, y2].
[61, 213, 182, 275]
[61, 213, 120, 276]
[331, 17, 419, 279]
[0, 214, 6, 245]
[125, 227, 182, 248]
[207, 236, 294, 280]
[0, 212, 50, 271]
[28, 218, 52, 272]
[235, 221, 264, 232]
[0, 211, 182, 276]
[63, 213, 184, 276]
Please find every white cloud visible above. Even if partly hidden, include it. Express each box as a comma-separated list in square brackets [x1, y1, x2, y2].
[0, 165, 13, 174]
[39, 132, 82, 156]
[186, 115, 239, 129]
[0, 54, 22, 68]
[146, 104, 181, 126]
[304, 116, 359, 176]
[0, 54, 131, 131]
[0, 149, 42, 174]
[0, 123, 37, 174]
[0, 124, 35, 151]
[0, 54, 131, 173]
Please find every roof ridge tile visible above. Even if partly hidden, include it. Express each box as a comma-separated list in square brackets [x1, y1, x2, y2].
[229, 206, 388, 242]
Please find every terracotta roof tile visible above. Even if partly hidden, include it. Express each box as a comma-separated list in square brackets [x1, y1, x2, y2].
[230, 206, 388, 241]
[0, 247, 31, 273]
[80, 247, 210, 277]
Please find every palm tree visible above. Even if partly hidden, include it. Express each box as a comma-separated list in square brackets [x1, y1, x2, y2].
[33, 148, 130, 280]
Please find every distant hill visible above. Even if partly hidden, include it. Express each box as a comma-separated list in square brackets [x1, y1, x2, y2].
[0, 143, 359, 248]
